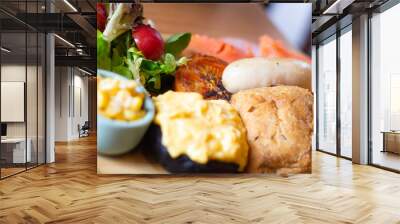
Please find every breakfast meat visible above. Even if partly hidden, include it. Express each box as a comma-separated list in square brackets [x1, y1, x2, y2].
[174, 54, 231, 100]
[222, 57, 311, 94]
[230, 86, 313, 175]
[183, 34, 310, 64]
[259, 35, 311, 64]
[183, 34, 254, 63]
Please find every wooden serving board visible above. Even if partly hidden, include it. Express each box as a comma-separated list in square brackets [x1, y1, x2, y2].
[97, 150, 169, 174]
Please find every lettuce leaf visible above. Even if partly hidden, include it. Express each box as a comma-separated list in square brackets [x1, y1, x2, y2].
[97, 30, 111, 70]
[97, 29, 189, 94]
[165, 33, 191, 56]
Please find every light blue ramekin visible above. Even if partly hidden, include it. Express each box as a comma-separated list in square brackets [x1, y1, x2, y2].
[97, 69, 155, 156]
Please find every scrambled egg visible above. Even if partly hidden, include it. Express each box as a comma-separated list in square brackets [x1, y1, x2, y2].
[153, 91, 249, 171]
[98, 77, 146, 121]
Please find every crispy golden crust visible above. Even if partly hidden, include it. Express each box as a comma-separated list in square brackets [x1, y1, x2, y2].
[174, 54, 231, 100]
[231, 86, 313, 175]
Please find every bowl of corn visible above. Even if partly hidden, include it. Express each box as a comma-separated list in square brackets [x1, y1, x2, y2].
[97, 69, 155, 155]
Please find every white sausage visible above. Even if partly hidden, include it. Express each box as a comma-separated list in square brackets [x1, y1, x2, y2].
[222, 58, 311, 93]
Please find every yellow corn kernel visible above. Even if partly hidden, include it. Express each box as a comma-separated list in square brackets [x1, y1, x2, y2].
[114, 112, 126, 121]
[98, 91, 108, 110]
[126, 96, 143, 112]
[104, 99, 122, 119]
[98, 76, 146, 121]
[123, 110, 145, 121]
[98, 78, 119, 96]
[114, 89, 131, 104]
[119, 80, 137, 90]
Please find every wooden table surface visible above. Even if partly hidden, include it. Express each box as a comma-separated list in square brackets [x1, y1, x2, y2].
[4, 136, 400, 223]
[98, 3, 286, 175]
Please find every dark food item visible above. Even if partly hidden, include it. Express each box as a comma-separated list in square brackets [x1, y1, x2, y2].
[174, 54, 232, 100]
[147, 75, 175, 96]
[142, 125, 239, 173]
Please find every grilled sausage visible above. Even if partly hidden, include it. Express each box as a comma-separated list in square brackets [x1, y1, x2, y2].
[222, 57, 311, 93]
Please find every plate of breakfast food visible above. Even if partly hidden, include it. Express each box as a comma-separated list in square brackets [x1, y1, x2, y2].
[96, 3, 313, 176]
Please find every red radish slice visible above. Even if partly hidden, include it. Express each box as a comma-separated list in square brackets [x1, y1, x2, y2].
[132, 24, 165, 61]
[97, 3, 107, 32]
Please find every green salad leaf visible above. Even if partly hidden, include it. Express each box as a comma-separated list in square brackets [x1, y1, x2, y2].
[97, 30, 111, 70]
[165, 33, 191, 56]
[97, 29, 190, 94]
[112, 64, 131, 78]
[160, 53, 176, 74]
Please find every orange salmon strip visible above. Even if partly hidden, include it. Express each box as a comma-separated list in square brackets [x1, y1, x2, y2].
[186, 34, 253, 63]
[186, 34, 311, 64]
[259, 35, 311, 64]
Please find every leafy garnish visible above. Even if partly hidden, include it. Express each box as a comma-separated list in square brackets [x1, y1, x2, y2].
[161, 53, 176, 74]
[97, 30, 111, 70]
[102, 3, 142, 42]
[165, 32, 191, 56]
[97, 30, 189, 94]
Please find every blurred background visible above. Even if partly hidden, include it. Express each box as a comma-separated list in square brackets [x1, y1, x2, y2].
[142, 3, 311, 56]
[266, 3, 312, 54]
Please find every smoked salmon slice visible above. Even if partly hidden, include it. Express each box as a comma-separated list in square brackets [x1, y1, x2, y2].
[259, 35, 311, 64]
[184, 34, 254, 63]
[185, 34, 311, 64]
